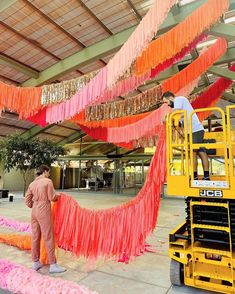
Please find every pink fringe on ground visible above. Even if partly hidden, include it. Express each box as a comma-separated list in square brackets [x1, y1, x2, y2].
[0, 216, 31, 233]
[0, 259, 97, 294]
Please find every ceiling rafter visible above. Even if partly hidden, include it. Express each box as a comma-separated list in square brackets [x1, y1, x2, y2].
[222, 92, 235, 103]
[209, 23, 235, 41]
[22, 0, 217, 87]
[23, 0, 86, 48]
[126, 0, 142, 21]
[0, 122, 28, 130]
[76, 0, 113, 35]
[57, 131, 86, 146]
[20, 124, 55, 140]
[22, 25, 136, 86]
[0, 74, 19, 85]
[81, 142, 103, 154]
[208, 66, 235, 81]
[0, 21, 84, 76]
[24, 0, 106, 69]
[0, 21, 60, 61]
[0, 52, 39, 78]
[37, 132, 67, 139]
[56, 125, 81, 132]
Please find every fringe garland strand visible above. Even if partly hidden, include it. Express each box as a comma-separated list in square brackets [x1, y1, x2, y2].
[54, 127, 166, 261]
[0, 259, 97, 294]
[107, 0, 177, 88]
[135, 0, 229, 75]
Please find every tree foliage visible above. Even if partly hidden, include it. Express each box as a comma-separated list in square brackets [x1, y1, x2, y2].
[0, 134, 65, 172]
[0, 134, 66, 193]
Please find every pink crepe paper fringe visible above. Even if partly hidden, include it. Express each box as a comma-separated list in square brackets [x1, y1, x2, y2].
[0, 259, 98, 294]
[0, 216, 31, 233]
[107, 0, 177, 88]
[45, 34, 205, 124]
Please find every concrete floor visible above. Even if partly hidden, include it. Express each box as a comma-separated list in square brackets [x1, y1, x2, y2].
[0, 190, 213, 294]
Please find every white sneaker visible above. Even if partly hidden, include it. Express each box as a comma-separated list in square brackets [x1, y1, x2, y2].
[49, 263, 67, 274]
[32, 261, 43, 271]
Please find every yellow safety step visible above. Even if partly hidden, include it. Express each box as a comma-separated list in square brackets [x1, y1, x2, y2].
[191, 224, 230, 232]
[190, 202, 228, 208]
[193, 265, 233, 283]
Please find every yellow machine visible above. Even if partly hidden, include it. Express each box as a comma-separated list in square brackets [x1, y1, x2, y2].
[167, 106, 235, 293]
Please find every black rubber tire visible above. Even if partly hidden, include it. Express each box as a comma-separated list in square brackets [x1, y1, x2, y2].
[170, 259, 184, 286]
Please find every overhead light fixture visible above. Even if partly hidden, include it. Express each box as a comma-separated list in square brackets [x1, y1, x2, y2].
[224, 16, 235, 23]
[179, 0, 196, 6]
[196, 39, 217, 49]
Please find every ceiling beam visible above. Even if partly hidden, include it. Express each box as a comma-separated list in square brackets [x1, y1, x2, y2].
[22, 26, 136, 86]
[0, 53, 39, 78]
[215, 47, 235, 66]
[208, 66, 235, 81]
[22, 0, 212, 87]
[59, 154, 153, 160]
[0, 123, 28, 130]
[209, 23, 235, 41]
[222, 92, 235, 103]
[23, 0, 85, 48]
[24, 0, 105, 70]
[57, 131, 86, 146]
[81, 142, 103, 154]
[20, 125, 54, 140]
[76, 0, 113, 35]
[0, 75, 19, 85]
[0, 21, 60, 61]
[127, 0, 142, 21]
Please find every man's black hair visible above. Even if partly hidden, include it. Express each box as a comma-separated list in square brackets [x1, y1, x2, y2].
[36, 165, 50, 176]
[162, 91, 175, 99]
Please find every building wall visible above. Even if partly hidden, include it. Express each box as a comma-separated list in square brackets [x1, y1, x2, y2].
[3, 169, 35, 192]
[2, 166, 61, 192]
[50, 166, 61, 189]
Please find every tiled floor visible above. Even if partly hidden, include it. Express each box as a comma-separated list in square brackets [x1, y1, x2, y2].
[0, 191, 214, 293]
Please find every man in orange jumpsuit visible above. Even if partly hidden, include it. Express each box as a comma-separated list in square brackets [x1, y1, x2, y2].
[25, 165, 66, 273]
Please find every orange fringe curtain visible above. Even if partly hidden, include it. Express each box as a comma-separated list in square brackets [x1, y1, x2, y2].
[72, 111, 151, 128]
[54, 127, 166, 261]
[162, 38, 227, 94]
[135, 0, 228, 75]
[0, 82, 42, 119]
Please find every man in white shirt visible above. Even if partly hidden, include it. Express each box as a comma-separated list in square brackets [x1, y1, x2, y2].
[162, 91, 210, 180]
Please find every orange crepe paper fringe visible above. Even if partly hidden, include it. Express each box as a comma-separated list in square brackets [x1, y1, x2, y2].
[0, 82, 42, 119]
[54, 127, 166, 261]
[0, 203, 58, 265]
[72, 111, 151, 128]
[135, 0, 229, 75]
[162, 38, 227, 94]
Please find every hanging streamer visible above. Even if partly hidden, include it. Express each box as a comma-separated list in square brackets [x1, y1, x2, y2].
[54, 126, 166, 261]
[45, 33, 206, 124]
[192, 63, 235, 121]
[79, 38, 227, 146]
[107, 0, 177, 88]
[135, 0, 228, 75]
[162, 38, 227, 93]
[0, 82, 42, 119]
